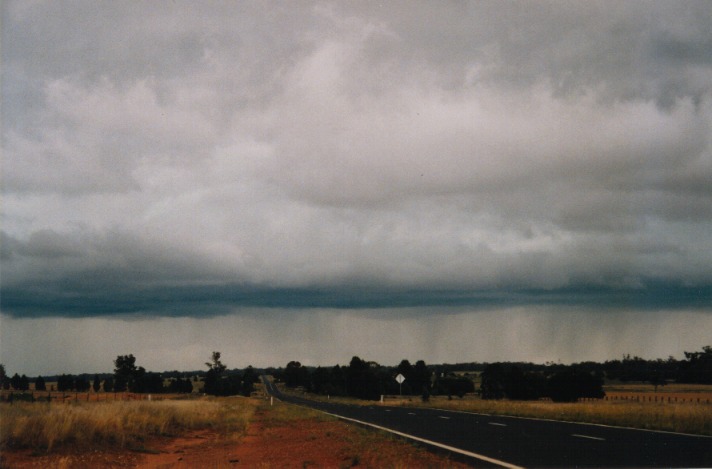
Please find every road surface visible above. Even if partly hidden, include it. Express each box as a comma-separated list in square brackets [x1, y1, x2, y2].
[261, 376, 712, 468]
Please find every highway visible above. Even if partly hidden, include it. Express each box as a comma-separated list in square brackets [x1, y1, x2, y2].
[261, 376, 712, 468]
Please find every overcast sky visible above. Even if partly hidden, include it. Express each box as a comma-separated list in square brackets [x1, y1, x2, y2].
[2, 1, 711, 376]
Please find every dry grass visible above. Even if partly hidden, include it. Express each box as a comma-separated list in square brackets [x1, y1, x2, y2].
[406, 396, 712, 436]
[0, 396, 256, 452]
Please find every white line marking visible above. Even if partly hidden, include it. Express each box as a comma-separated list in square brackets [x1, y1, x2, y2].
[439, 416, 451, 419]
[489, 422, 507, 427]
[572, 434, 606, 441]
[434, 407, 712, 439]
[297, 406, 523, 469]
[408, 412, 417, 415]
[384, 409, 391, 412]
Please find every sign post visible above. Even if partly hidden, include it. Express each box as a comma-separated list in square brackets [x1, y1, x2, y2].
[395, 373, 405, 396]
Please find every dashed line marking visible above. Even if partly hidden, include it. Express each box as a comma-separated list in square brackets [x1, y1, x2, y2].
[408, 412, 417, 415]
[489, 422, 507, 427]
[572, 434, 606, 441]
[439, 416, 451, 419]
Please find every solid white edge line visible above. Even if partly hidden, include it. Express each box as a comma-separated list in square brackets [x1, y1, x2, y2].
[434, 407, 712, 439]
[285, 402, 524, 469]
[572, 434, 606, 441]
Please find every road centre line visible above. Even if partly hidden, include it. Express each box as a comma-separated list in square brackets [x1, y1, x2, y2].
[408, 412, 417, 415]
[438, 416, 451, 419]
[572, 434, 606, 441]
[489, 422, 508, 427]
[434, 407, 712, 439]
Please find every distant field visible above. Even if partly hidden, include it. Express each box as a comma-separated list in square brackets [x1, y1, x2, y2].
[278, 383, 712, 436]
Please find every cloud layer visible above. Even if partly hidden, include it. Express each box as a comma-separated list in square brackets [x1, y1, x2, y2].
[2, 2, 711, 373]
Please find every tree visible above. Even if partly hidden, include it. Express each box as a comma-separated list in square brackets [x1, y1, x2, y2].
[412, 360, 431, 396]
[204, 351, 239, 396]
[35, 376, 47, 391]
[435, 375, 475, 398]
[284, 361, 309, 388]
[547, 368, 605, 402]
[10, 373, 22, 390]
[19, 374, 30, 391]
[241, 366, 258, 396]
[345, 356, 383, 400]
[679, 345, 712, 384]
[135, 371, 164, 394]
[74, 376, 90, 392]
[480, 364, 506, 399]
[93, 375, 101, 392]
[103, 376, 114, 393]
[57, 374, 74, 392]
[0, 364, 7, 390]
[114, 354, 138, 392]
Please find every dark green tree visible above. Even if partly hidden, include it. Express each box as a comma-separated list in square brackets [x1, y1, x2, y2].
[93, 375, 101, 392]
[19, 374, 30, 391]
[241, 366, 258, 396]
[480, 364, 506, 399]
[412, 360, 431, 397]
[35, 376, 47, 391]
[103, 376, 114, 393]
[547, 368, 605, 402]
[284, 361, 309, 388]
[10, 373, 22, 390]
[204, 351, 238, 396]
[346, 356, 383, 400]
[679, 345, 712, 384]
[74, 376, 89, 392]
[0, 364, 7, 390]
[114, 354, 138, 392]
[57, 374, 74, 392]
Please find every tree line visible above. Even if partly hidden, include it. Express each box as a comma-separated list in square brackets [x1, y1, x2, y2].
[276, 356, 474, 401]
[275, 345, 712, 402]
[0, 352, 259, 397]
[2, 345, 710, 399]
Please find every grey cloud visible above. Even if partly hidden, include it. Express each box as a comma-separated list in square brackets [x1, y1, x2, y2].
[2, 1, 711, 323]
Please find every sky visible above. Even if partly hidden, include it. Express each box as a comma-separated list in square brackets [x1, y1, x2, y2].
[2, 1, 711, 376]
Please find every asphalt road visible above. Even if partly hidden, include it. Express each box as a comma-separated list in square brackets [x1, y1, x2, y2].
[261, 376, 712, 468]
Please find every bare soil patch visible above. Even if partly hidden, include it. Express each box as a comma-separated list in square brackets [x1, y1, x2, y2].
[1, 402, 469, 468]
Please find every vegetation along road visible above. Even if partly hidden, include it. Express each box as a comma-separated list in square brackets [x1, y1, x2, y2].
[262, 376, 712, 468]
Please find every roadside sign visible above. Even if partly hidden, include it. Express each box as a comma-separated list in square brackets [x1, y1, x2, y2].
[395, 373, 405, 396]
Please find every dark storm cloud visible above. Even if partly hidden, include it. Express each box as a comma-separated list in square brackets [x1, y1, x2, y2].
[2, 1, 711, 322]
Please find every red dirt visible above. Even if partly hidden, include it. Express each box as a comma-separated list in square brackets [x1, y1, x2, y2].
[1, 408, 469, 468]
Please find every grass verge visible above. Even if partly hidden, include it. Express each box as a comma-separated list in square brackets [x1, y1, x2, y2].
[0, 396, 256, 452]
[407, 397, 712, 436]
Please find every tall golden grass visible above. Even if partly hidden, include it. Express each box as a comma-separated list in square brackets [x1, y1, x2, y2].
[0, 397, 255, 452]
[408, 396, 712, 435]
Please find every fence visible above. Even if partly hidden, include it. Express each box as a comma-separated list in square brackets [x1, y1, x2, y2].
[0, 390, 181, 403]
[600, 394, 711, 404]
